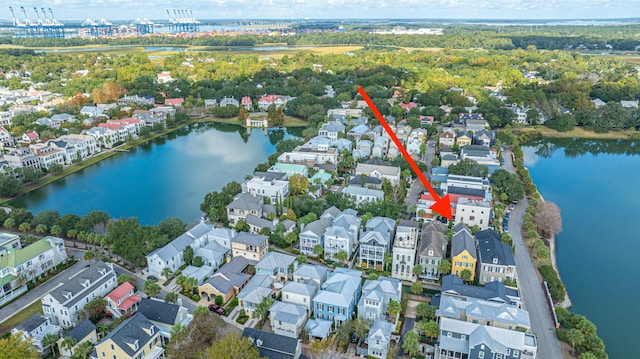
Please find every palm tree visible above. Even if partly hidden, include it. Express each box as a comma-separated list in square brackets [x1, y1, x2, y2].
[161, 267, 173, 280]
[460, 269, 472, 282]
[438, 259, 452, 276]
[383, 252, 393, 272]
[312, 244, 324, 259]
[387, 300, 401, 320]
[71, 341, 94, 359]
[61, 336, 77, 355]
[41, 333, 60, 357]
[165, 291, 179, 304]
[183, 277, 198, 295]
[83, 250, 95, 263]
[95, 324, 109, 340]
[175, 275, 187, 289]
[170, 324, 186, 338]
[336, 250, 349, 265]
[143, 279, 161, 298]
[67, 229, 78, 247]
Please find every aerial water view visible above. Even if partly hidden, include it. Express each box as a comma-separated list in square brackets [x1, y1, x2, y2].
[0, 1, 638, 358]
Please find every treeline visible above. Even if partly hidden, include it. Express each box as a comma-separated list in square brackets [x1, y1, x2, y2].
[555, 307, 608, 359]
[510, 35, 640, 51]
[0, 208, 187, 267]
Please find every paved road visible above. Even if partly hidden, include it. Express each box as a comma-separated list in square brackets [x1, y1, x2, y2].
[0, 250, 89, 326]
[503, 149, 563, 359]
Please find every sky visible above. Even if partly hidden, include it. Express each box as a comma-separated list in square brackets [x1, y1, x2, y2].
[3, 0, 640, 21]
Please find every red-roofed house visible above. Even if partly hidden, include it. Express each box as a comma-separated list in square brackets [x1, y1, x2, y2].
[400, 102, 417, 113]
[257, 94, 293, 110]
[165, 98, 184, 107]
[420, 116, 435, 126]
[241, 96, 253, 110]
[22, 131, 40, 143]
[106, 282, 141, 317]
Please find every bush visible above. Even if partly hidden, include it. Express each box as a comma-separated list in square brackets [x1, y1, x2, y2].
[190, 294, 200, 302]
[215, 295, 223, 305]
[236, 315, 249, 324]
[539, 264, 566, 302]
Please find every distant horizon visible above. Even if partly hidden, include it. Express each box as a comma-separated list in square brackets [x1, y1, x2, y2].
[0, 16, 639, 25]
[3, 0, 640, 23]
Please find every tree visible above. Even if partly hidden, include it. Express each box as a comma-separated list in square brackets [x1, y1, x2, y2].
[161, 267, 173, 279]
[117, 274, 135, 287]
[423, 320, 439, 341]
[42, 333, 60, 357]
[416, 302, 436, 320]
[460, 269, 473, 281]
[50, 224, 63, 236]
[170, 324, 186, 338]
[383, 252, 393, 272]
[296, 255, 307, 264]
[83, 250, 95, 262]
[535, 201, 563, 237]
[192, 256, 204, 267]
[84, 297, 107, 322]
[61, 336, 78, 354]
[35, 224, 48, 234]
[70, 341, 93, 359]
[49, 163, 64, 175]
[183, 246, 194, 266]
[387, 299, 401, 319]
[410, 282, 423, 295]
[438, 259, 451, 274]
[289, 174, 310, 195]
[18, 222, 30, 233]
[183, 277, 198, 295]
[412, 264, 423, 276]
[491, 169, 524, 203]
[297, 212, 318, 226]
[252, 295, 274, 322]
[2, 218, 15, 229]
[313, 244, 324, 258]
[203, 332, 261, 359]
[447, 158, 488, 178]
[0, 333, 38, 359]
[234, 219, 250, 232]
[308, 337, 335, 359]
[165, 292, 179, 304]
[566, 328, 585, 355]
[336, 250, 349, 264]
[143, 279, 161, 298]
[402, 331, 420, 358]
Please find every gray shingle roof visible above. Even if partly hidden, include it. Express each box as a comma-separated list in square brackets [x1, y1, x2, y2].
[441, 275, 520, 305]
[137, 298, 179, 326]
[476, 230, 515, 266]
[97, 313, 157, 357]
[232, 232, 268, 247]
[47, 262, 114, 305]
[202, 271, 251, 294]
[368, 320, 394, 344]
[16, 313, 48, 333]
[227, 192, 262, 211]
[256, 252, 296, 273]
[452, 227, 476, 258]
[282, 281, 317, 297]
[242, 327, 299, 359]
[270, 301, 307, 324]
[63, 319, 96, 343]
[293, 264, 328, 284]
[418, 228, 448, 258]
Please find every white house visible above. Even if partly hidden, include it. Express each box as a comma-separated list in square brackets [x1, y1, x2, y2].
[81, 127, 119, 149]
[11, 313, 61, 354]
[357, 277, 402, 322]
[282, 281, 318, 315]
[269, 301, 308, 338]
[323, 209, 361, 262]
[341, 186, 384, 205]
[0, 236, 67, 303]
[41, 262, 117, 328]
[455, 197, 492, 230]
[358, 217, 395, 271]
[318, 122, 345, 141]
[391, 220, 420, 281]
[242, 173, 290, 203]
[146, 221, 230, 279]
[48, 134, 99, 164]
[355, 163, 401, 186]
[79, 106, 103, 118]
[366, 320, 394, 359]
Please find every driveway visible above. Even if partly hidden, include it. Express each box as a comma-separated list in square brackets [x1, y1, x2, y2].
[503, 149, 564, 359]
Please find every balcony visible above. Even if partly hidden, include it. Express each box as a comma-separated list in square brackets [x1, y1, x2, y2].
[147, 346, 165, 359]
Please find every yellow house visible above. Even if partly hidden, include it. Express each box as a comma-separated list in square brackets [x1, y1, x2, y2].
[58, 319, 98, 357]
[94, 313, 163, 359]
[450, 224, 477, 281]
[456, 131, 473, 147]
[231, 232, 269, 261]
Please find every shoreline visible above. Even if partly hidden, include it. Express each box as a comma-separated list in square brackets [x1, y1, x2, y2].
[515, 126, 640, 140]
[1, 115, 307, 205]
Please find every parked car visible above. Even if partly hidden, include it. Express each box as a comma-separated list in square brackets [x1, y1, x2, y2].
[147, 275, 158, 282]
[208, 304, 225, 315]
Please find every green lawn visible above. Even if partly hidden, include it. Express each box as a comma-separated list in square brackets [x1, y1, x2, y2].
[0, 300, 43, 337]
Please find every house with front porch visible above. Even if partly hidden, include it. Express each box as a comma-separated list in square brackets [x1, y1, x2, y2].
[12, 313, 61, 354]
[436, 295, 531, 332]
[57, 319, 97, 358]
[323, 209, 361, 262]
[355, 162, 401, 186]
[269, 301, 308, 338]
[237, 273, 275, 316]
[391, 220, 420, 281]
[298, 217, 332, 257]
[231, 232, 269, 261]
[292, 264, 328, 291]
[476, 229, 517, 285]
[282, 281, 317, 315]
[364, 320, 394, 359]
[451, 224, 477, 281]
[417, 221, 448, 280]
[358, 217, 395, 271]
[255, 252, 297, 283]
[357, 276, 401, 323]
[106, 282, 141, 318]
[92, 313, 164, 359]
[312, 268, 362, 326]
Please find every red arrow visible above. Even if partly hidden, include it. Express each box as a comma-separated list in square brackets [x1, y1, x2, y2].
[357, 87, 452, 220]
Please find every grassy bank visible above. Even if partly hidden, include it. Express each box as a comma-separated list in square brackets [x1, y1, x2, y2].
[0, 300, 43, 337]
[201, 114, 308, 127]
[516, 126, 640, 140]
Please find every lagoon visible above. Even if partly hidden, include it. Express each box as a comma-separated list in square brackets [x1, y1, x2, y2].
[8, 123, 293, 226]
[523, 138, 640, 359]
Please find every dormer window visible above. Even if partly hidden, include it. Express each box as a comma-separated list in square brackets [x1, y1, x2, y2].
[492, 258, 498, 264]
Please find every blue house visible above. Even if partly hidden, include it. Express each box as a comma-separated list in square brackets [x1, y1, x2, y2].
[312, 268, 362, 326]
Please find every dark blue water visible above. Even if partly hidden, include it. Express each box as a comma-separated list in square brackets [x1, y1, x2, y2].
[8, 123, 291, 225]
[523, 138, 640, 359]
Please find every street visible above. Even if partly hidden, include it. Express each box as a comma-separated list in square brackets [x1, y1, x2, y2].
[503, 148, 564, 359]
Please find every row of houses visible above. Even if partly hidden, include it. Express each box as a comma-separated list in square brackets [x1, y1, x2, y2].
[203, 94, 294, 111]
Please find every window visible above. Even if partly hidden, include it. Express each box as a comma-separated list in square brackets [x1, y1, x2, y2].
[461, 335, 466, 340]
[478, 352, 484, 359]
[507, 349, 511, 355]
[447, 332, 452, 337]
